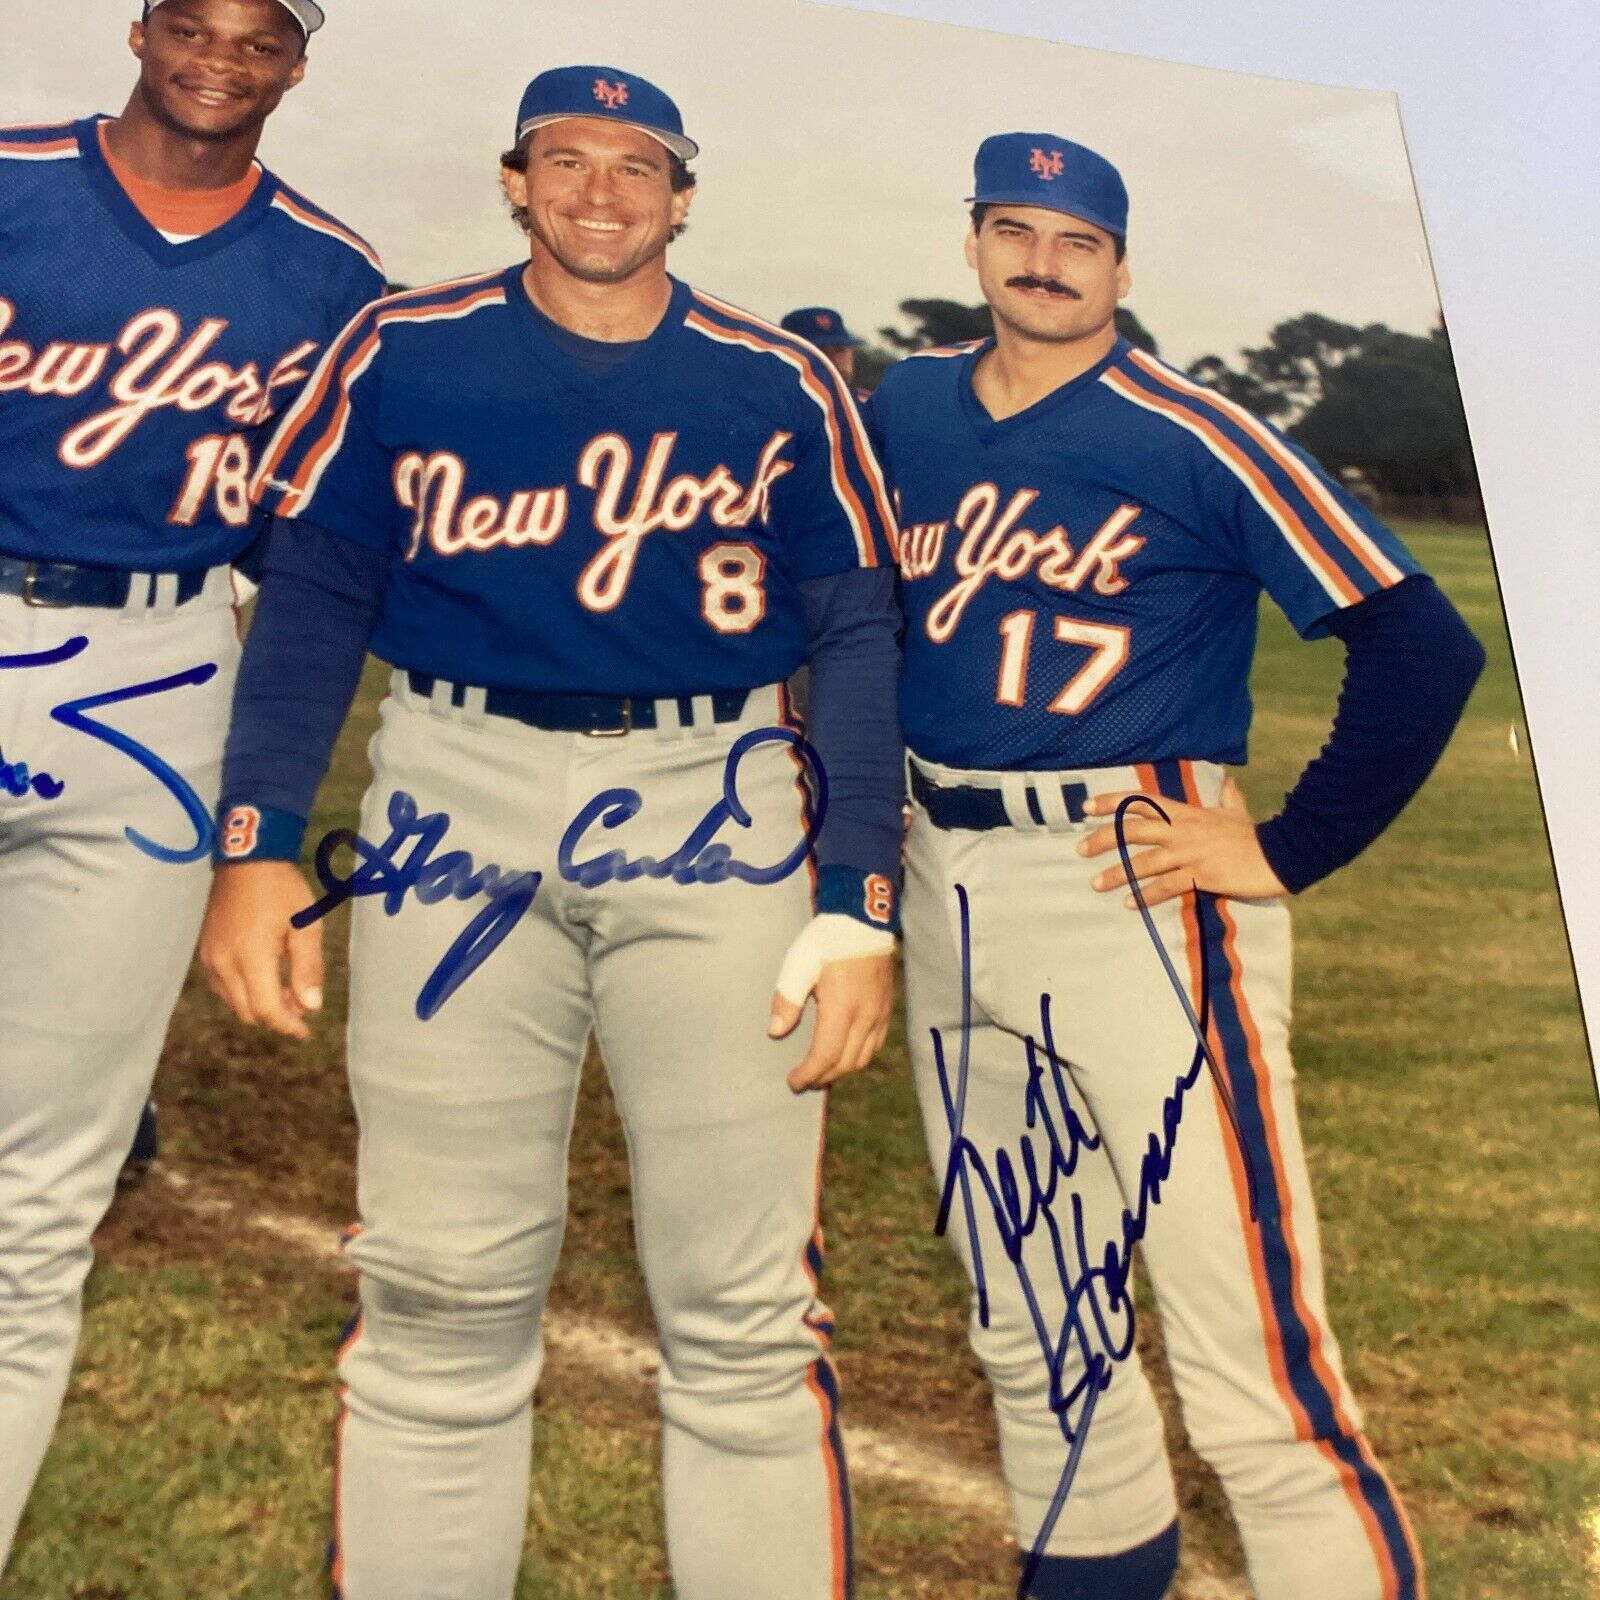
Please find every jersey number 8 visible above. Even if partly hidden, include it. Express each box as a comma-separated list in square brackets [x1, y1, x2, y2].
[699, 543, 767, 635]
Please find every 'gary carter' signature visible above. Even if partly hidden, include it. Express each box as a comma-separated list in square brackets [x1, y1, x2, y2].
[0, 636, 218, 861]
[294, 724, 827, 1019]
[931, 796, 1259, 1598]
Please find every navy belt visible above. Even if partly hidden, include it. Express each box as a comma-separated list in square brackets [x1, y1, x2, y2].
[0, 554, 208, 610]
[405, 672, 751, 737]
[911, 764, 1090, 831]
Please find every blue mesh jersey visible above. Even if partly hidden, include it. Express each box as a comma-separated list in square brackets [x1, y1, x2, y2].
[0, 118, 384, 572]
[253, 268, 898, 695]
[869, 337, 1422, 771]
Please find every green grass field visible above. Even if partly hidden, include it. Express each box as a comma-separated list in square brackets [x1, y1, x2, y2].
[5, 523, 1598, 1599]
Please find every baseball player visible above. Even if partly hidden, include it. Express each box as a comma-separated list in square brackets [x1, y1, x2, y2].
[197, 65, 904, 1600]
[0, 0, 381, 1570]
[781, 306, 869, 401]
[868, 133, 1485, 1599]
[778, 309, 871, 721]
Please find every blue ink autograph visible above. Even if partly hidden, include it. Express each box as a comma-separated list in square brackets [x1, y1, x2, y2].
[295, 725, 827, 1020]
[558, 726, 827, 888]
[1, 745, 66, 800]
[295, 790, 542, 1022]
[931, 796, 1258, 1598]
[0, 639, 81, 800]
[0, 637, 218, 862]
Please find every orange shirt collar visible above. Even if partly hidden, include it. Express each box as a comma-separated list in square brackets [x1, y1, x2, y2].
[98, 120, 261, 236]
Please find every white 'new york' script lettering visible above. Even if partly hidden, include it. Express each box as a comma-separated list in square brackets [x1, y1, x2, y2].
[0, 297, 318, 468]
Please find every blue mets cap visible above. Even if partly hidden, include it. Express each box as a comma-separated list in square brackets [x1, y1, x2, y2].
[968, 132, 1128, 239]
[142, 0, 324, 35]
[515, 66, 698, 162]
[780, 307, 860, 348]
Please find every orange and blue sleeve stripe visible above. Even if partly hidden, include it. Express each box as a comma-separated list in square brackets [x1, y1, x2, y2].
[1143, 760, 1426, 1600]
[252, 273, 508, 520]
[250, 299, 384, 517]
[686, 291, 899, 570]
[1104, 351, 1418, 622]
[271, 185, 385, 279]
[0, 121, 80, 161]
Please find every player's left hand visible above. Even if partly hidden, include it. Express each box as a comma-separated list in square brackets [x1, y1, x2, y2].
[768, 914, 897, 1093]
[1079, 774, 1288, 908]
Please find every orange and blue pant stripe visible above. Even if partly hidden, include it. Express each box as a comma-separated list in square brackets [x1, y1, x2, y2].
[1143, 758, 1424, 1600]
[801, 1105, 854, 1599]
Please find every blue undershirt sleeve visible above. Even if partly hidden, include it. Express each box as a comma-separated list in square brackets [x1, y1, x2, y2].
[1254, 574, 1485, 894]
[216, 516, 388, 861]
[799, 566, 905, 930]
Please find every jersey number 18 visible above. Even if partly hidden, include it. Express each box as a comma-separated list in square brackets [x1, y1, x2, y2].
[169, 434, 254, 529]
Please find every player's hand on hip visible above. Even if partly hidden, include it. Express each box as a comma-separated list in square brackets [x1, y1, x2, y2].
[199, 861, 325, 1041]
[1079, 774, 1288, 908]
[768, 914, 898, 1093]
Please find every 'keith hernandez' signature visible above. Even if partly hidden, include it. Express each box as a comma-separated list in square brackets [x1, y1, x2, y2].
[933, 797, 1258, 1597]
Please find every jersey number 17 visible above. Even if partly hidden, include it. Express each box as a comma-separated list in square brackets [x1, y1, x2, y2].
[994, 610, 1130, 714]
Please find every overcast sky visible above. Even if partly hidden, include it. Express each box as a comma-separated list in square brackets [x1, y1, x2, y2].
[7, 0, 1445, 368]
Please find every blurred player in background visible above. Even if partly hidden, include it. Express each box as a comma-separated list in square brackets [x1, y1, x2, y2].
[778, 311, 872, 721]
[782, 304, 870, 402]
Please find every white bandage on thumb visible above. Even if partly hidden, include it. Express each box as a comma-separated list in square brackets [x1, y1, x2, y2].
[773, 914, 897, 1008]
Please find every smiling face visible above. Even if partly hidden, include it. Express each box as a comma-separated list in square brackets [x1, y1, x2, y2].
[130, 0, 306, 143]
[967, 204, 1130, 347]
[502, 119, 692, 287]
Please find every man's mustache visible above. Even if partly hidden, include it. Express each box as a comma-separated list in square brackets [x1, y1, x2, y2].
[1006, 276, 1080, 298]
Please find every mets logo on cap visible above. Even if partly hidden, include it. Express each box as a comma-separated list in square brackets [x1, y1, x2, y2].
[967, 130, 1129, 238]
[779, 307, 860, 348]
[514, 64, 700, 160]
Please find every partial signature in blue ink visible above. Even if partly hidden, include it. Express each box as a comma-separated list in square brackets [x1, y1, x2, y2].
[559, 725, 827, 889]
[0, 636, 217, 860]
[0, 638, 84, 801]
[0, 752, 64, 796]
[297, 725, 826, 1022]
[295, 789, 541, 1023]
[1, 749, 66, 801]
[932, 794, 1257, 1599]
